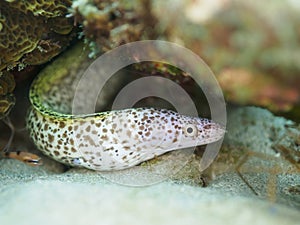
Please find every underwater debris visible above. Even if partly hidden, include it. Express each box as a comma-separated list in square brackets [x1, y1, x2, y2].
[71, 0, 157, 53]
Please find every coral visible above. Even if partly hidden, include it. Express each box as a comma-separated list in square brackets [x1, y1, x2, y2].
[0, 72, 15, 119]
[0, 0, 75, 118]
[0, 72, 15, 96]
[0, 3, 44, 71]
[0, 0, 74, 71]
[71, 0, 156, 53]
[0, 94, 15, 120]
[5, 0, 72, 18]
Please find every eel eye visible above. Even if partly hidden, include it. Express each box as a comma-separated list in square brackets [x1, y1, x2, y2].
[183, 124, 198, 137]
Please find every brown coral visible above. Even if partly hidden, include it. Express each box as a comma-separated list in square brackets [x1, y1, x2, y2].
[0, 0, 75, 118]
[0, 72, 15, 119]
[71, 0, 156, 53]
[0, 0, 74, 71]
[0, 3, 44, 71]
[5, 0, 72, 18]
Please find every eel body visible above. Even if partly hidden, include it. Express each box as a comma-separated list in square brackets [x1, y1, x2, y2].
[27, 43, 225, 171]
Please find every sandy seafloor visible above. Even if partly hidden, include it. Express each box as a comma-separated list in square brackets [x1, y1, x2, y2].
[0, 107, 299, 225]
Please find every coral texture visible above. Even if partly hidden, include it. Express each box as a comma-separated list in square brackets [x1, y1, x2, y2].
[0, 72, 15, 119]
[0, 0, 74, 71]
[0, 0, 75, 117]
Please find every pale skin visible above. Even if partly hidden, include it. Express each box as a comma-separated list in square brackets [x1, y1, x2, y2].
[26, 43, 225, 171]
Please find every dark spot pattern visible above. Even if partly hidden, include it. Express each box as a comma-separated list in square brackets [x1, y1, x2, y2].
[27, 80, 225, 171]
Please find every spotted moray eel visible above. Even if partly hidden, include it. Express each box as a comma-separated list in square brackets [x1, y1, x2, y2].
[26, 43, 225, 171]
